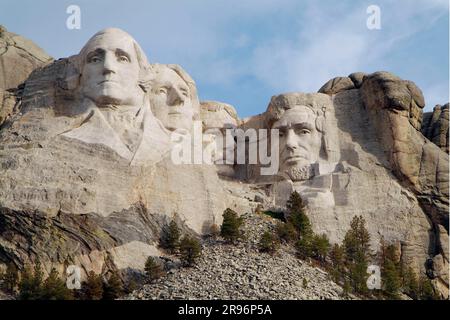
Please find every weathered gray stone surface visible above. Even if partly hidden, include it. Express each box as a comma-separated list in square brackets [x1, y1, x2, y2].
[422, 103, 449, 153]
[0, 26, 52, 126]
[318, 76, 355, 94]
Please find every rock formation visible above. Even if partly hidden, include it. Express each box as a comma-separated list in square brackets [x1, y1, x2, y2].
[0, 25, 52, 126]
[0, 28, 448, 298]
[422, 103, 449, 153]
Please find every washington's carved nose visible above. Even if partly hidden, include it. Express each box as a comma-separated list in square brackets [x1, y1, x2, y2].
[102, 67, 115, 76]
[102, 56, 116, 75]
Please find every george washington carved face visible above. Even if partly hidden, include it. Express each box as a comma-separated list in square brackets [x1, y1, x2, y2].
[78, 28, 149, 107]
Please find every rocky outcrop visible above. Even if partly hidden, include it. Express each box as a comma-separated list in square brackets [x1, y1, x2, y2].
[200, 101, 240, 129]
[127, 212, 347, 300]
[422, 104, 449, 153]
[0, 25, 52, 126]
[318, 72, 367, 95]
[318, 71, 449, 297]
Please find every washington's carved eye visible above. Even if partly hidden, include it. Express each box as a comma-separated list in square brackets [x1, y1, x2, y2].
[278, 130, 286, 138]
[118, 55, 130, 63]
[89, 56, 101, 63]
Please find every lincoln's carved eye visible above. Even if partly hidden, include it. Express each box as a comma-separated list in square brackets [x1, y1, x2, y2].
[295, 128, 310, 135]
[278, 130, 286, 138]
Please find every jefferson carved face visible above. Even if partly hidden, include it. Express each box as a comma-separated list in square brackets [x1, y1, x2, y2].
[150, 67, 194, 131]
[272, 105, 322, 173]
[79, 30, 142, 106]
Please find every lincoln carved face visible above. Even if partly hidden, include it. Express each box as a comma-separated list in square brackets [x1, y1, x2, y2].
[150, 65, 195, 131]
[78, 29, 145, 107]
[272, 105, 322, 173]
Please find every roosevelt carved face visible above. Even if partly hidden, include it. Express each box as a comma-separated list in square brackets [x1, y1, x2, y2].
[79, 30, 143, 107]
[272, 105, 322, 173]
[150, 67, 194, 131]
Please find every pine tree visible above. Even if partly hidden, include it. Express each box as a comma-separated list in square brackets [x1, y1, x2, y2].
[18, 261, 44, 300]
[275, 221, 297, 243]
[83, 271, 103, 300]
[348, 254, 369, 295]
[18, 267, 33, 300]
[144, 257, 165, 282]
[1, 263, 19, 294]
[286, 191, 312, 240]
[342, 279, 351, 299]
[41, 268, 73, 300]
[402, 266, 419, 299]
[329, 244, 345, 283]
[381, 244, 402, 299]
[419, 276, 439, 300]
[343, 216, 371, 294]
[383, 260, 402, 299]
[125, 278, 138, 294]
[220, 208, 244, 244]
[258, 231, 279, 254]
[295, 236, 313, 259]
[103, 270, 123, 300]
[162, 220, 181, 253]
[343, 216, 371, 263]
[330, 244, 345, 269]
[311, 234, 330, 263]
[179, 235, 202, 267]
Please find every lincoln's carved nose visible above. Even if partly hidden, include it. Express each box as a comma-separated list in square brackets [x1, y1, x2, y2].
[285, 129, 298, 150]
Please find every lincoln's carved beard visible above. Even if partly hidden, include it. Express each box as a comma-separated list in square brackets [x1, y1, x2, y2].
[283, 164, 315, 181]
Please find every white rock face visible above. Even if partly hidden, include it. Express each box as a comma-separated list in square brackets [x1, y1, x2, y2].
[266, 91, 433, 275]
[149, 64, 200, 132]
[0, 28, 447, 297]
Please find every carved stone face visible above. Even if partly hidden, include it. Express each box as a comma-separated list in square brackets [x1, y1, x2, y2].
[272, 105, 322, 173]
[79, 31, 142, 106]
[150, 67, 194, 131]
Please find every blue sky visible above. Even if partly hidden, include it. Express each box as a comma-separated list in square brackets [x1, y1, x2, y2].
[1, 0, 448, 117]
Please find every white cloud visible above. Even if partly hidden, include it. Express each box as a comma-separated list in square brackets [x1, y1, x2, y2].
[248, 0, 448, 93]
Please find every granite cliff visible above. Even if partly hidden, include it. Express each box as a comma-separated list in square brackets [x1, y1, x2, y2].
[0, 27, 448, 298]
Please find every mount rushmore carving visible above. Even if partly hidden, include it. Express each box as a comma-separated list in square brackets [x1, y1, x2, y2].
[0, 27, 448, 297]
